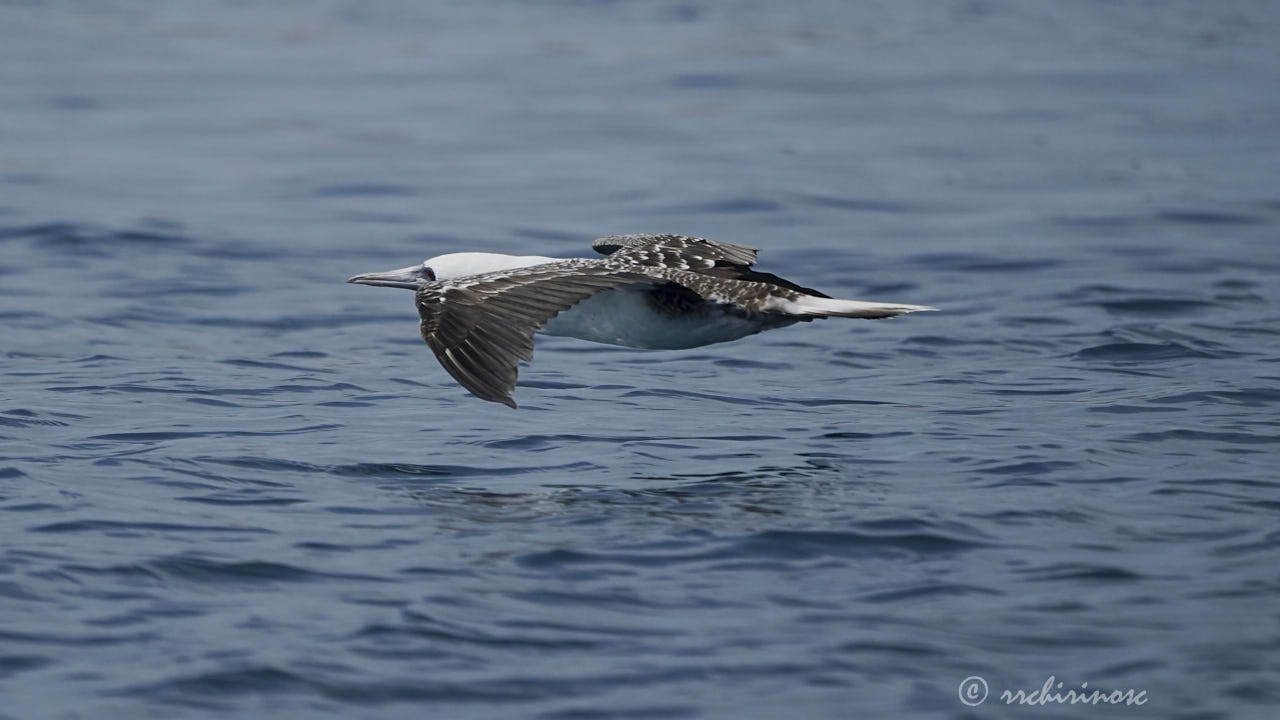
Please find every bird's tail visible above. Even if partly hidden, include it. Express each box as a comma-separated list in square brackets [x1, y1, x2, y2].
[772, 295, 938, 319]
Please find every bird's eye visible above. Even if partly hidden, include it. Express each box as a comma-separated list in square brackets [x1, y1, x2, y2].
[425, 267, 437, 281]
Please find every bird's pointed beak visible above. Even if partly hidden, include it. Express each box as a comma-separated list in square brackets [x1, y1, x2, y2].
[347, 264, 431, 290]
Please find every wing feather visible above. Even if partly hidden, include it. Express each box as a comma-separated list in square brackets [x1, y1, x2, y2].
[592, 234, 759, 270]
[415, 260, 656, 407]
[595, 234, 831, 297]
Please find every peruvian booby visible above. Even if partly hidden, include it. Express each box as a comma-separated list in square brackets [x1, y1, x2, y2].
[348, 233, 935, 408]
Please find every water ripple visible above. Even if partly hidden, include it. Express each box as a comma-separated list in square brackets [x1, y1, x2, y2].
[30, 520, 273, 535]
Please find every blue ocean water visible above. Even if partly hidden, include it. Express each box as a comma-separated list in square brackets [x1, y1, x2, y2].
[2, 2, 1279, 718]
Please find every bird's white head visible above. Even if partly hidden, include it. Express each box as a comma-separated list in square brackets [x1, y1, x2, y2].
[348, 252, 561, 290]
[425, 252, 560, 280]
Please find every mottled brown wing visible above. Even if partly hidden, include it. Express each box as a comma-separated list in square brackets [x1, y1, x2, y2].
[644, 267, 804, 313]
[594, 233, 828, 298]
[414, 260, 655, 407]
[592, 234, 759, 270]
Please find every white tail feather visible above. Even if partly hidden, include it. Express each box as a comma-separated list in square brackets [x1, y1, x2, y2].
[769, 295, 938, 319]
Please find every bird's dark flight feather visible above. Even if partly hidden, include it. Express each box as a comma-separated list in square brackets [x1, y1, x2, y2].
[415, 260, 657, 407]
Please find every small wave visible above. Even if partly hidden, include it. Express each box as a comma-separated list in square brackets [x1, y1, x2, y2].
[217, 358, 334, 373]
[763, 396, 894, 407]
[336, 460, 602, 480]
[711, 357, 793, 370]
[86, 425, 340, 443]
[146, 555, 385, 585]
[799, 194, 920, 213]
[0, 409, 70, 428]
[114, 664, 544, 706]
[1074, 341, 1218, 362]
[1096, 298, 1218, 316]
[0, 222, 189, 252]
[517, 526, 986, 571]
[1086, 403, 1184, 414]
[668, 72, 739, 89]
[1019, 562, 1145, 583]
[1157, 209, 1262, 225]
[856, 583, 1002, 603]
[1051, 214, 1141, 228]
[29, 519, 272, 535]
[620, 388, 760, 406]
[977, 460, 1078, 476]
[0, 627, 154, 648]
[0, 654, 51, 678]
[1147, 387, 1280, 407]
[1123, 429, 1278, 445]
[1209, 529, 1280, 559]
[650, 197, 784, 214]
[312, 183, 420, 198]
[176, 494, 306, 507]
[354, 612, 607, 651]
[818, 430, 913, 440]
[907, 252, 1063, 272]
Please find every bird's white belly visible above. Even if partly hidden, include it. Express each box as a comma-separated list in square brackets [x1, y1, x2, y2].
[538, 287, 793, 349]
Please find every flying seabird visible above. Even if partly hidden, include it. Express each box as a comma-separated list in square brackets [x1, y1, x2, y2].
[348, 233, 935, 408]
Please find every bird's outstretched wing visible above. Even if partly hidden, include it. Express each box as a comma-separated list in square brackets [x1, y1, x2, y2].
[592, 234, 759, 270]
[414, 260, 655, 407]
[595, 233, 828, 298]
